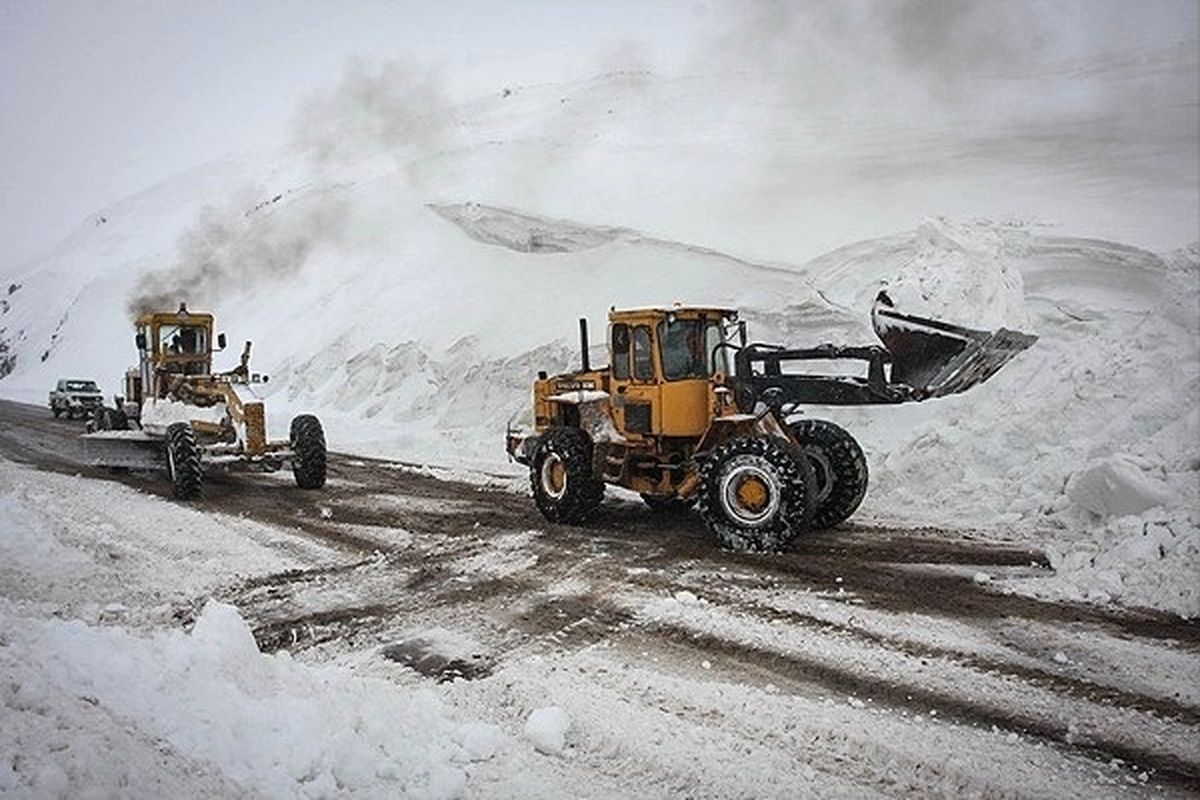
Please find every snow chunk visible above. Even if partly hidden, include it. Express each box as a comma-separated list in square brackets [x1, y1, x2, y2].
[524, 706, 570, 755]
[1067, 455, 1171, 518]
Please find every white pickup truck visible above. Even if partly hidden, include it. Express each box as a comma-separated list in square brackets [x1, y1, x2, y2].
[49, 378, 104, 419]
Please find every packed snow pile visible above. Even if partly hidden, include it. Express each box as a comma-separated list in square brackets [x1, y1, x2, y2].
[880, 217, 1033, 331]
[815, 223, 1199, 615]
[1034, 512, 1200, 613]
[0, 599, 502, 798]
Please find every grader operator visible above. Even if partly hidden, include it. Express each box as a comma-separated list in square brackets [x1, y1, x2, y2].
[507, 294, 1036, 551]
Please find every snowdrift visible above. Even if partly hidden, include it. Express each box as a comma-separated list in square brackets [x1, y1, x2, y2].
[0, 599, 501, 797]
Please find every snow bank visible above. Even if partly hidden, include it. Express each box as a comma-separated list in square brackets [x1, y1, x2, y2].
[0, 600, 502, 798]
[1036, 512, 1200, 616]
[883, 217, 1032, 330]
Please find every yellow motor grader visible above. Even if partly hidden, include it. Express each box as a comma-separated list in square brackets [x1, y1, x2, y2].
[507, 293, 1036, 551]
[85, 303, 326, 499]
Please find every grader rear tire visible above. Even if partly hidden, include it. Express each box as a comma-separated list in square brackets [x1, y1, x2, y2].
[290, 415, 327, 489]
[698, 436, 815, 552]
[165, 422, 203, 500]
[530, 427, 605, 523]
[789, 419, 868, 528]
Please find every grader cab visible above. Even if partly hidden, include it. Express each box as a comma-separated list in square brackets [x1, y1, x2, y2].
[85, 304, 327, 499]
[507, 295, 1036, 551]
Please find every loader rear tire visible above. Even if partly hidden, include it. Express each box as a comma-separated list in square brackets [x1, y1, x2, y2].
[789, 419, 868, 528]
[290, 415, 327, 489]
[51, 405, 61, 419]
[698, 436, 815, 552]
[531, 427, 604, 523]
[165, 422, 202, 500]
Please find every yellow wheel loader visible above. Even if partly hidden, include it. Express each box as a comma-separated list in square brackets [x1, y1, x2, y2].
[507, 292, 1036, 551]
[84, 304, 326, 499]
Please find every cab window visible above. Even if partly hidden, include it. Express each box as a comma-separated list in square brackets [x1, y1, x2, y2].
[157, 324, 207, 356]
[611, 324, 630, 380]
[658, 318, 726, 380]
[632, 326, 654, 381]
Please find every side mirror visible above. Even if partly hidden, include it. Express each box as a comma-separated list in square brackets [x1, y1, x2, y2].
[217, 332, 227, 350]
[135, 333, 147, 350]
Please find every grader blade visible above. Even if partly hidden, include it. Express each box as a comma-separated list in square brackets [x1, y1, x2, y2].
[871, 291, 1037, 399]
[81, 430, 163, 470]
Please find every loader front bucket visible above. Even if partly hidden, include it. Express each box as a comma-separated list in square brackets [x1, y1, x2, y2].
[871, 292, 1037, 399]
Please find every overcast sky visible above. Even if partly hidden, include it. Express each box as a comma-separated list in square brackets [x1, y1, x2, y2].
[0, 0, 699, 272]
[2, 0, 1196, 273]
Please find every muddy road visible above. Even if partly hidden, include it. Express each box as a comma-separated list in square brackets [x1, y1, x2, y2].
[1, 398, 1197, 793]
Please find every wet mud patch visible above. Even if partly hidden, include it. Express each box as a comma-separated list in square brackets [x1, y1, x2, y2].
[506, 591, 636, 650]
[380, 637, 494, 682]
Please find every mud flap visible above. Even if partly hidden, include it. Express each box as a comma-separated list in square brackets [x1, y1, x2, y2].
[872, 292, 1037, 399]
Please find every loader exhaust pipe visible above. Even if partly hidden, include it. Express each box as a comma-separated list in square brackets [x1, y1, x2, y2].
[579, 318, 590, 372]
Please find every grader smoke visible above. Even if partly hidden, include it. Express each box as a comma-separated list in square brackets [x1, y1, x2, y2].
[508, 292, 1037, 552]
[84, 303, 327, 499]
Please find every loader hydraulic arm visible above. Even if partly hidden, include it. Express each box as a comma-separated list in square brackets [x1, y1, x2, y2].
[733, 343, 913, 410]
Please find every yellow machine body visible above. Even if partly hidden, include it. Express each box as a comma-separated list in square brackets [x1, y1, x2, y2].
[128, 305, 275, 457]
[522, 306, 771, 499]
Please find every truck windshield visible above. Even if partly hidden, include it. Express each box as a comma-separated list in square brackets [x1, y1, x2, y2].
[658, 318, 729, 380]
[65, 381, 98, 392]
[157, 324, 207, 356]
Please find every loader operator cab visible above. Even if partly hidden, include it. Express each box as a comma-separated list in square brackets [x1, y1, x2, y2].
[607, 307, 736, 440]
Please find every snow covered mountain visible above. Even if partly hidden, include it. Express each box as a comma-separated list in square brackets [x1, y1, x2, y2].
[1, 50, 1197, 613]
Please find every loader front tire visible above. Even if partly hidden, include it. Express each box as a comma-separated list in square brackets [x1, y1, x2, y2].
[531, 427, 604, 523]
[698, 436, 815, 552]
[290, 415, 327, 489]
[789, 419, 868, 528]
[165, 422, 202, 500]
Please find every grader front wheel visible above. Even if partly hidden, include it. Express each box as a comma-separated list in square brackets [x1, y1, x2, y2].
[290, 415, 327, 489]
[165, 422, 203, 500]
